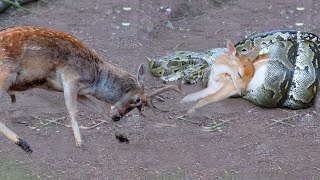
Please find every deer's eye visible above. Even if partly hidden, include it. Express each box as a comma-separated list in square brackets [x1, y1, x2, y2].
[238, 71, 243, 78]
[134, 97, 141, 104]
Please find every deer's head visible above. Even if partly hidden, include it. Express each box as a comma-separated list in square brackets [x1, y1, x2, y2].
[110, 64, 182, 121]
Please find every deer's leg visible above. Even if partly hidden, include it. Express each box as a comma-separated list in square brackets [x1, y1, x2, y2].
[77, 95, 129, 143]
[8, 91, 16, 103]
[61, 74, 82, 147]
[0, 68, 32, 153]
[0, 121, 32, 153]
[187, 80, 237, 114]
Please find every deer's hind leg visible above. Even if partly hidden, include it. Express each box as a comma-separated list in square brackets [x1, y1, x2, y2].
[61, 70, 82, 147]
[0, 67, 32, 153]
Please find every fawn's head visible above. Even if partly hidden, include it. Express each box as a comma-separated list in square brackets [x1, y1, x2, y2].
[216, 40, 260, 94]
[226, 39, 260, 82]
[110, 64, 181, 121]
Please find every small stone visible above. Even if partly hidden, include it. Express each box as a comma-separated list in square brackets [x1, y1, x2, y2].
[123, 7, 131, 11]
[295, 22, 304, 26]
[296, 7, 305, 11]
[122, 22, 131, 26]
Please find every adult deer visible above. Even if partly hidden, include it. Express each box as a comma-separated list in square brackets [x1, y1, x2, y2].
[0, 26, 181, 153]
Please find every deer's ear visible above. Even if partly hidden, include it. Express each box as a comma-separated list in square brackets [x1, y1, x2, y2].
[137, 64, 146, 87]
[226, 39, 237, 57]
[239, 46, 260, 61]
[246, 46, 261, 61]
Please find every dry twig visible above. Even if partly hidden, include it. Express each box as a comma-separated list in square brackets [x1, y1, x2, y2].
[34, 116, 108, 130]
[176, 115, 202, 125]
[267, 114, 299, 127]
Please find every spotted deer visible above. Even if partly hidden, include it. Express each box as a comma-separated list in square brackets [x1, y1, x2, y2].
[0, 26, 181, 153]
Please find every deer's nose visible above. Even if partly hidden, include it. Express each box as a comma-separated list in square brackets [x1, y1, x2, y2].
[112, 115, 121, 121]
[110, 106, 122, 121]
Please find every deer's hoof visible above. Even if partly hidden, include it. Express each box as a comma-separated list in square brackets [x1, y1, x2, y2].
[115, 133, 129, 143]
[16, 138, 33, 154]
[76, 143, 85, 149]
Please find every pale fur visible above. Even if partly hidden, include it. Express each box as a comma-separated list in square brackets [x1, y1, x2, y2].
[181, 40, 261, 113]
[247, 58, 269, 91]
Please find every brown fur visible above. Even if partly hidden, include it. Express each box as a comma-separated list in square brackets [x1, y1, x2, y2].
[0, 26, 181, 153]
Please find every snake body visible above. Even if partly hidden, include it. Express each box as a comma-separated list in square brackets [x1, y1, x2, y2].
[149, 48, 227, 84]
[149, 30, 320, 109]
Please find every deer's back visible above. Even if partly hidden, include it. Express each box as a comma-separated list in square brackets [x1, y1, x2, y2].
[0, 26, 101, 91]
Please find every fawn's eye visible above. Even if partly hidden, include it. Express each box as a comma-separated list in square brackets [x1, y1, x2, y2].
[134, 97, 141, 104]
[237, 71, 243, 78]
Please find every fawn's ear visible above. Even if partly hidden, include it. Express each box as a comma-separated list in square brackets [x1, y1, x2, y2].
[246, 46, 261, 61]
[226, 39, 237, 58]
[137, 64, 146, 87]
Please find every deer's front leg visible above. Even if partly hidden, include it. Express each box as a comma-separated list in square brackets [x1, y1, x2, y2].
[0, 67, 32, 153]
[61, 75, 82, 147]
[77, 95, 129, 143]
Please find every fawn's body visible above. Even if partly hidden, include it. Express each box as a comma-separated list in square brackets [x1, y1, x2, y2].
[0, 26, 181, 153]
[181, 40, 262, 113]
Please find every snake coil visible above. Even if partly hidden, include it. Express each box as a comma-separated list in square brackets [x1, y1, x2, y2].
[149, 30, 320, 109]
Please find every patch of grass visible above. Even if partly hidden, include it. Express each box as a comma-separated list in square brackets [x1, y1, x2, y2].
[202, 119, 224, 132]
[0, 158, 39, 180]
[203, 116, 241, 132]
[0, 0, 32, 13]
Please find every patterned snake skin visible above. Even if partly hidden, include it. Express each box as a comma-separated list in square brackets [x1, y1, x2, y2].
[149, 30, 320, 109]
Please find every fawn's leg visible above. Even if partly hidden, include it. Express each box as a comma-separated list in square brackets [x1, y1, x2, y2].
[187, 79, 237, 114]
[0, 68, 32, 153]
[181, 69, 231, 103]
[77, 95, 129, 143]
[181, 79, 224, 103]
[61, 73, 82, 147]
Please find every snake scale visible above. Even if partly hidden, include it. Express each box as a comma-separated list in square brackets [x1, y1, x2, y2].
[149, 30, 320, 109]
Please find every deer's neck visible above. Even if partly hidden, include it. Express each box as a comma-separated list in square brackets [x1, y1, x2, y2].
[92, 62, 137, 104]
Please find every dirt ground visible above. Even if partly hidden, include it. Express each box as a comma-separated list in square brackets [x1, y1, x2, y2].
[1, 0, 320, 179]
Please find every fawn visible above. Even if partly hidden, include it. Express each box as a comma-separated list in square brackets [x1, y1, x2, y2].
[180, 40, 261, 113]
[0, 26, 181, 153]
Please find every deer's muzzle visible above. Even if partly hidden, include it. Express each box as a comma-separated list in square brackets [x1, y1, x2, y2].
[110, 106, 122, 121]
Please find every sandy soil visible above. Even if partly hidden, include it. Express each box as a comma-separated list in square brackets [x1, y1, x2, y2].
[1, 0, 320, 179]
